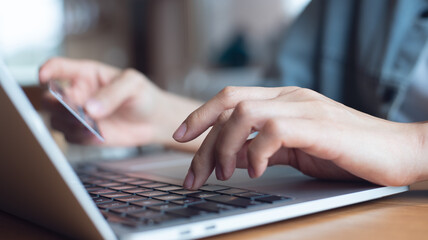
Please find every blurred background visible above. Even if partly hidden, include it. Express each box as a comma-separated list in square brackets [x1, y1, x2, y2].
[0, 0, 310, 160]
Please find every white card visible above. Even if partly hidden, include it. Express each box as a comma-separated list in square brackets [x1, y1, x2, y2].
[49, 81, 105, 142]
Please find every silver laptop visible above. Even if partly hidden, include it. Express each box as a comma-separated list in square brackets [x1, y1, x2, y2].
[0, 59, 408, 240]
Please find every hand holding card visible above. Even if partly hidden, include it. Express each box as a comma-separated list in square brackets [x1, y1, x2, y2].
[48, 80, 105, 142]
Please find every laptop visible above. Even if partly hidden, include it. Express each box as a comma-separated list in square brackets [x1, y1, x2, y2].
[0, 59, 408, 240]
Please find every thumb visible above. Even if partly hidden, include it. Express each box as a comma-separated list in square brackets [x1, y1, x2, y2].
[84, 70, 140, 119]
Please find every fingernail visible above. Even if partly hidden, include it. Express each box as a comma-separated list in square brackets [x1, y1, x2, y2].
[86, 99, 103, 116]
[248, 166, 256, 178]
[183, 169, 195, 189]
[216, 166, 225, 181]
[173, 122, 187, 141]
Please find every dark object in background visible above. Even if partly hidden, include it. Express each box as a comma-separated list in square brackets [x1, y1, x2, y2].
[215, 33, 250, 68]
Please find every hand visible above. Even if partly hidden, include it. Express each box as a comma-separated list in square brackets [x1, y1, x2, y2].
[173, 86, 428, 189]
[39, 57, 202, 150]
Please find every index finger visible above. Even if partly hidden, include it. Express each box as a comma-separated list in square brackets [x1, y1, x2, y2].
[39, 57, 119, 85]
[173, 86, 298, 143]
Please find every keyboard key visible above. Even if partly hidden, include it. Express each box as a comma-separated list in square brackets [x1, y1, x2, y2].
[79, 174, 98, 179]
[206, 195, 261, 208]
[116, 196, 147, 203]
[122, 188, 152, 194]
[188, 192, 219, 199]
[128, 209, 162, 219]
[115, 177, 140, 183]
[100, 192, 131, 198]
[217, 188, 249, 195]
[166, 208, 206, 218]
[97, 182, 123, 188]
[199, 185, 229, 191]
[154, 194, 185, 201]
[137, 191, 168, 198]
[86, 187, 103, 192]
[84, 179, 111, 185]
[110, 205, 144, 214]
[93, 172, 123, 178]
[257, 195, 291, 203]
[140, 183, 169, 188]
[172, 197, 204, 205]
[110, 185, 136, 191]
[83, 169, 283, 227]
[88, 172, 106, 177]
[155, 186, 183, 192]
[235, 192, 267, 199]
[171, 189, 201, 195]
[189, 202, 236, 213]
[128, 180, 153, 185]
[148, 203, 183, 211]
[93, 197, 113, 205]
[98, 201, 128, 209]
[102, 211, 139, 227]
[103, 175, 126, 180]
[132, 199, 164, 207]
[90, 189, 117, 195]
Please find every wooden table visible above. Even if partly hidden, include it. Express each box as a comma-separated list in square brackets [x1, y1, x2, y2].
[1, 182, 427, 240]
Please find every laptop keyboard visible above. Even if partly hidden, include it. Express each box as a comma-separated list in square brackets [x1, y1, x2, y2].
[78, 169, 291, 228]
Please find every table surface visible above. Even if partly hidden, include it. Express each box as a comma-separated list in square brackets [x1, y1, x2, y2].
[1, 182, 427, 240]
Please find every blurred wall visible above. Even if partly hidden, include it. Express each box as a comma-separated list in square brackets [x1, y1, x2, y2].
[62, 0, 134, 68]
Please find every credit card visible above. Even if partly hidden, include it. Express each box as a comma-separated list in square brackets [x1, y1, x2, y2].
[48, 81, 105, 142]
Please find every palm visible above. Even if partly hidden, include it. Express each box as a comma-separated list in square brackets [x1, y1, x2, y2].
[97, 100, 156, 146]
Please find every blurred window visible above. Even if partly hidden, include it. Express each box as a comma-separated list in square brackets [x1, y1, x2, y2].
[0, 0, 63, 86]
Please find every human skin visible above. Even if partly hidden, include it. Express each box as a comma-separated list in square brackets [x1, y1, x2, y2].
[173, 86, 428, 190]
[39, 58, 428, 190]
[39, 57, 204, 152]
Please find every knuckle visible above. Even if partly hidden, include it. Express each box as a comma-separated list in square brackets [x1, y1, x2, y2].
[189, 108, 206, 124]
[217, 86, 238, 105]
[292, 88, 318, 99]
[234, 101, 254, 119]
[123, 68, 138, 78]
[122, 68, 145, 87]
[264, 119, 282, 136]
[281, 86, 301, 94]
[186, 108, 209, 131]
[217, 111, 231, 124]
[311, 100, 336, 120]
[296, 87, 312, 96]
[219, 86, 237, 98]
